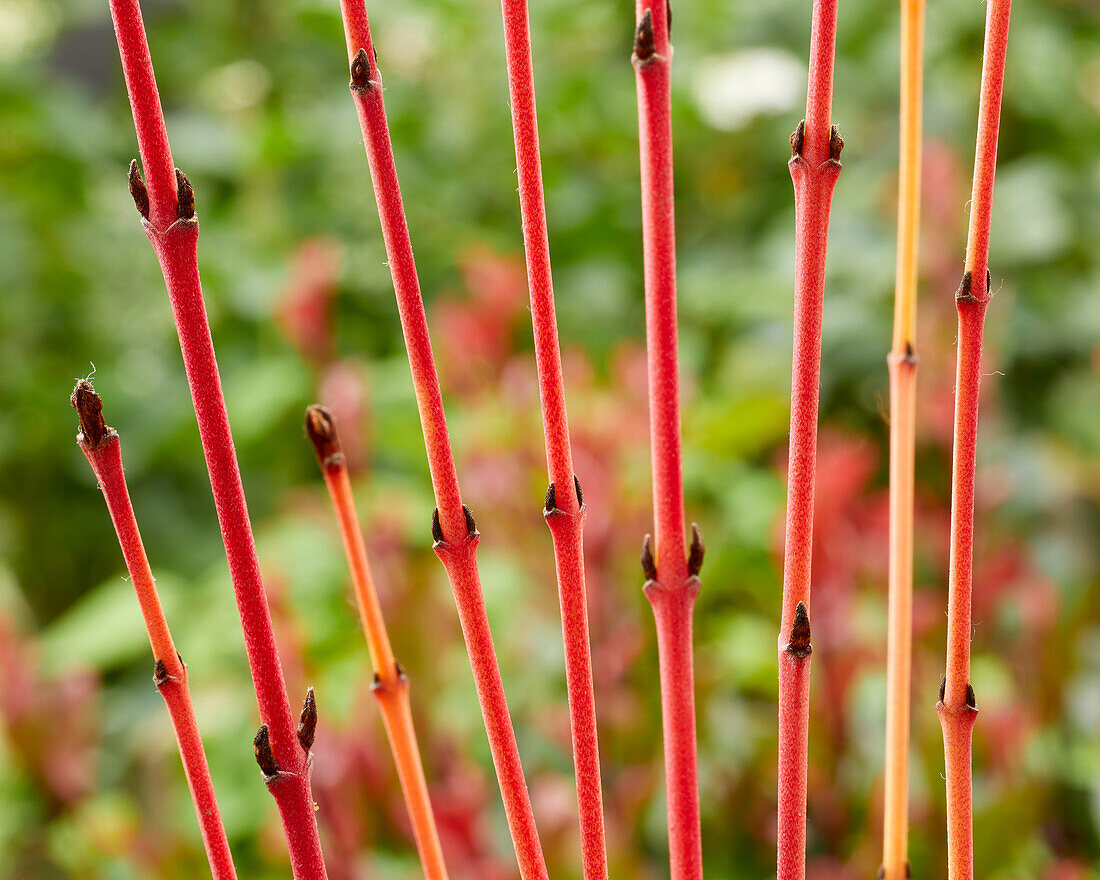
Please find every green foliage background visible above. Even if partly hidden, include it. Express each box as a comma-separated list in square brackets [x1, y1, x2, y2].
[2, 0, 1100, 877]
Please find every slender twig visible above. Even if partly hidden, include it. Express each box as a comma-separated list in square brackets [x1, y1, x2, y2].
[631, 4, 704, 879]
[335, 4, 548, 877]
[107, 3, 326, 875]
[496, 1, 607, 876]
[881, 2, 924, 878]
[778, 1, 842, 878]
[72, 380, 237, 880]
[305, 405, 448, 880]
[939, 3, 1012, 879]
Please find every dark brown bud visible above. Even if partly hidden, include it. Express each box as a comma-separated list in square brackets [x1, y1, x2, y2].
[786, 601, 812, 658]
[304, 405, 343, 469]
[463, 504, 477, 536]
[296, 687, 317, 753]
[350, 48, 372, 91]
[253, 724, 280, 778]
[175, 169, 195, 220]
[153, 658, 169, 687]
[829, 125, 844, 161]
[573, 474, 583, 507]
[431, 508, 443, 544]
[790, 120, 805, 158]
[641, 534, 657, 582]
[71, 379, 110, 449]
[687, 523, 705, 577]
[128, 160, 149, 220]
[633, 9, 655, 63]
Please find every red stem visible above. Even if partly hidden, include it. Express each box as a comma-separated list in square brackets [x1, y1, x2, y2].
[107, 3, 326, 875]
[108, 0, 176, 232]
[631, 4, 703, 878]
[337, 5, 547, 877]
[961, 0, 1012, 298]
[943, 303, 986, 712]
[633, 0, 686, 580]
[72, 381, 237, 880]
[777, 2, 841, 878]
[939, 5, 1011, 878]
[497, 1, 607, 876]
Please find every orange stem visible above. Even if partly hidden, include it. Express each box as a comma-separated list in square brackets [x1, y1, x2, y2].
[882, 0, 924, 876]
[305, 406, 448, 880]
[72, 380, 237, 880]
[334, 6, 548, 875]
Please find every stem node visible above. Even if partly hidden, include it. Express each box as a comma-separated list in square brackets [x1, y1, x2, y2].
[371, 662, 411, 702]
[153, 655, 184, 688]
[431, 505, 477, 546]
[955, 269, 992, 306]
[543, 477, 586, 518]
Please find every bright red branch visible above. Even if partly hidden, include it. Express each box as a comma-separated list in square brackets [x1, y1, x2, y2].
[107, 3, 327, 875]
[499, 0, 575, 501]
[73, 380, 237, 880]
[962, 0, 1012, 294]
[631, 4, 703, 879]
[777, 2, 842, 879]
[496, 2, 607, 877]
[108, 0, 176, 232]
[336, 4, 548, 878]
[939, 4, 1011, 879]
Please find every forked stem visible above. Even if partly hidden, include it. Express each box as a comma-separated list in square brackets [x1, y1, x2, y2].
[881, 0, 924, 877]
[107, 2, 326, 875]
[939, 3, 1011, 879]
[496, 0, 607, 876]
[631, 4, 704, 878]
[72, 380, 237, 880]
[778, 1, 842, 878]
[336, 4, 548, 877]
[305, 406, 448, 880]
